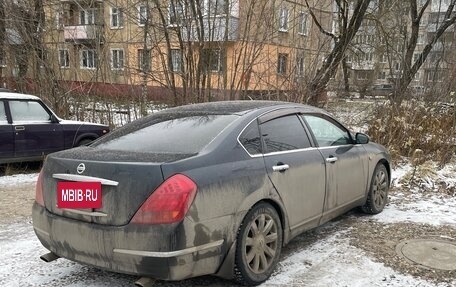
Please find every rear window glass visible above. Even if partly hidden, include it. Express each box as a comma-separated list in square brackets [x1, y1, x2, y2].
[93, 115, 238, 154]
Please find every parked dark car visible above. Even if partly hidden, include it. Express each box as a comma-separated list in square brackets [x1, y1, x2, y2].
[367, 84, 394, 98]
[0, 92, 109, 164]
[32, 101, 390, 285]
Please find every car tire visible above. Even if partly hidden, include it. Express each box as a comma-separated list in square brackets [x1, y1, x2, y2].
[77, 138, 93, 147]
[362, 164, 389, 214]
[234, 202, 283, 286]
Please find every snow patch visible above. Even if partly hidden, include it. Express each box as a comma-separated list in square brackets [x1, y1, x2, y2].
[264, 231, 448, 287]
[0, 173, 38, 187]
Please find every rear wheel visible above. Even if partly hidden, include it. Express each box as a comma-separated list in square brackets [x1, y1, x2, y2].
[362, 164, 389, 214]
[234, 202, 282, 285]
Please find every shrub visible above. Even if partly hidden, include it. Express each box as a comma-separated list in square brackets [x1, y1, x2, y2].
[367, 101, 455, 165]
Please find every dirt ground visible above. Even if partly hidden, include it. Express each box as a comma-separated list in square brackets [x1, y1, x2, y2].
[0, 182, 36, 224]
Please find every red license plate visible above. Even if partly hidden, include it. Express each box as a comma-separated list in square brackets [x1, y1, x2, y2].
[57, 182, 102, 209]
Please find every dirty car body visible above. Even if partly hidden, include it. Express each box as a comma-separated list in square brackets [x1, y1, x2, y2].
[32, 101, 391, 285]
[0, 92, 109, 164]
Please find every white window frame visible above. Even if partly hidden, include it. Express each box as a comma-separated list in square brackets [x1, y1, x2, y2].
[111, 48, 125, 70]
[56, 10, 64, 29]
[138, 49, 151, 72]
[110, 7, 123, 29]
[296, 55, 304, 76]
[277, 53, 288, 75]
[169, 0, 185, 26]
[203, 48, 222, 73]
[58, 49, 70, 68]
[170, 49, 183, 72]
[80, 49, 97, 69]
[298, 12, 309, 35]
[208, 0, 228, 16]
[138, 5, 148, 26]
[79, 9, 96, 25]
[278, 6, 289, 32]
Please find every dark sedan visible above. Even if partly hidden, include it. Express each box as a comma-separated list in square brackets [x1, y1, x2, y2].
[32, 101, 390, 285]
[0, 92, 109, 164]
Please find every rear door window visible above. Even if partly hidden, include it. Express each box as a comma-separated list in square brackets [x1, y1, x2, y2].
[260, 115, 311, 153]
[9, 100, 51, 122]
[93, 115, 238, 154]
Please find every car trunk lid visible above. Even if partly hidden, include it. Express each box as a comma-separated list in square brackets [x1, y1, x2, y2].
[42, 147, 195, 226]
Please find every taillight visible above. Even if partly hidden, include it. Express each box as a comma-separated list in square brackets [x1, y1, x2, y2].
[131, 174, 197, 224]
[35, 170, 45, 206]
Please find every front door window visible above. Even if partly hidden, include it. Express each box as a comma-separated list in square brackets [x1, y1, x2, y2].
[9, 101, 50, 122]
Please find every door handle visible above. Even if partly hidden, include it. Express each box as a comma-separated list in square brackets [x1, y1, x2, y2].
[272, 164, 290, 172]
[14, 126, 25, 131]
[326, 156, 338, 163]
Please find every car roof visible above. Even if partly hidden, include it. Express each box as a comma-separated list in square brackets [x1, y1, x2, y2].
[0, 92, 40, 100]
[162, 100, 322, 115]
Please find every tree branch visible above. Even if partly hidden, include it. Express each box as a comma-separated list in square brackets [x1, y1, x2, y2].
[305, 0, 337, 40]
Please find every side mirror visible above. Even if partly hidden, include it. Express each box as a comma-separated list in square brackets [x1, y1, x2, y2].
[355, 132, 370, 144]
[50, 114, 60, 123]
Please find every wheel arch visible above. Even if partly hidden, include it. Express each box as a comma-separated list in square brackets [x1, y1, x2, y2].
[377, 158, 391, 186]
[74, 133, 98, 147]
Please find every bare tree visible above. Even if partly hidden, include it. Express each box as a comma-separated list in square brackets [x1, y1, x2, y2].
[305, 0, 372, 105]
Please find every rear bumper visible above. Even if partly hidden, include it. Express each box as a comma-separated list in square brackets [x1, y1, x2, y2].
[32, 203, 224, 280]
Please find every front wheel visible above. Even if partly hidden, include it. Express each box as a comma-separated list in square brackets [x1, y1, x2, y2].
[234, 202, 283, 286]
[362, 164, 389, 214]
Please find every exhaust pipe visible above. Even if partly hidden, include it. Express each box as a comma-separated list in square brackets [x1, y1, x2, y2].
[134, 277, 155, 287]
[40, 252, 60, 263]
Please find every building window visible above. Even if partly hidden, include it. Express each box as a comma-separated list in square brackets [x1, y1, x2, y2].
[169, 0, 185, 25]
[357, 71, 368, 80]
[111, 49, 124, 70]
[202, 48, 222, 73]
[380, 54, 387, 63]
[278, 7, 289, 32]
[56, 11, 64, 29]
[110, 7, 124, 28]
[138, 5, 149, 26]
[208, 0, 228, 15]
[80, 9, 96, 25]
[59, 49, 70, 68]
[417, 33, 425, 44]
[414, 71, 421, 81]
[298, 12, 309, 35]
[427, 71, 443, 82]
[80, 49, 97, 69]
[138, 49, 151, 72]
[277, 53, 288, 74]
[296, 55, 304, 76]
[170, 49, 182, 72]
[377, 71, 386, 80]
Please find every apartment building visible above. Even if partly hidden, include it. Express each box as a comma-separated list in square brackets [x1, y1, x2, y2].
[27, 0, 332, 101]
[342, 0, 455, 95]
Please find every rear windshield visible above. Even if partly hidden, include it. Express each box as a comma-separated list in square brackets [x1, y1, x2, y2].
[93, 115, 238, 154]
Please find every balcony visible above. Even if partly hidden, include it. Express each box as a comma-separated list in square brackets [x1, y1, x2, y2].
[64, 25, 103, 43]
[350, 61, 375, 71]
[180, 16, 239, 42]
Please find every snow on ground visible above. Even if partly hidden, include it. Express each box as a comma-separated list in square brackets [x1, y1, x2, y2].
[265, 231, 448, 287]
[0, 173, 38, 187]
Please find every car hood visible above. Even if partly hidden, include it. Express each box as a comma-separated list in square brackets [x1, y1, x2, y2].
[58, 119, 108, 127]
